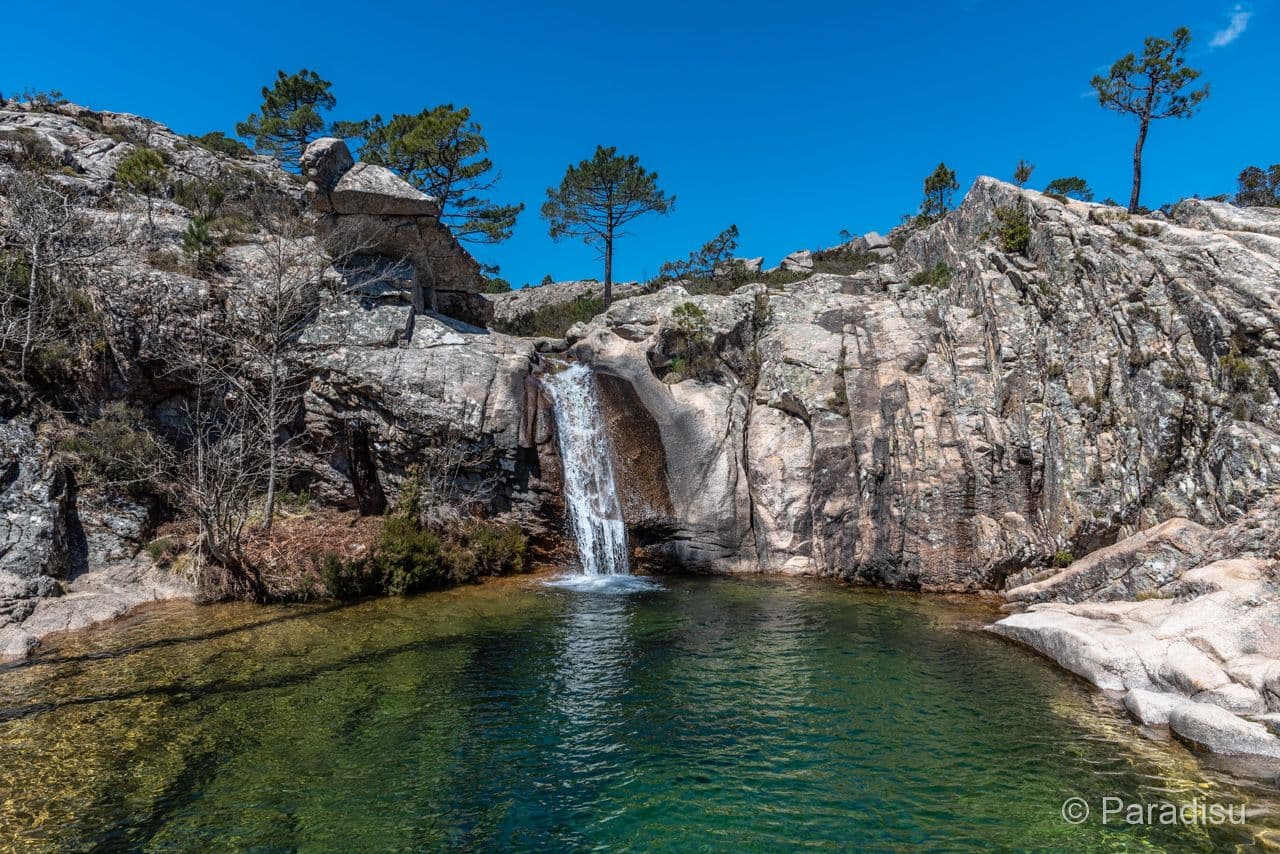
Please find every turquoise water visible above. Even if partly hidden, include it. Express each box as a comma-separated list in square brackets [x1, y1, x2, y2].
[1, 574, 1278, 850]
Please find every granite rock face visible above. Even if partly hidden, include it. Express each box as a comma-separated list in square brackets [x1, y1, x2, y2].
[4, 94, 1280, 706]
[0, 102, 296, 197]
[0, 104, 527, 655]
[565, 179, 1280, 589]
[991, 496, 1280, 766]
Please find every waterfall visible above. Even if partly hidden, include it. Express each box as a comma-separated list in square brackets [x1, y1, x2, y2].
[545, 363, 631, 576]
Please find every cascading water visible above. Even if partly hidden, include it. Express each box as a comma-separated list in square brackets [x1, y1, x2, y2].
[545, 363, 631, 576]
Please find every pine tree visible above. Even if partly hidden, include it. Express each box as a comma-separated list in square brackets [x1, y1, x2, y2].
[1013, 159, 1035, 187]
[1236, 165, 1280, 207]
[236, 69, 336, 167]
[181, 216, 220, 272]
[335, 105, 523, 243]
[541, 146, 674, 305]
[1044, 176, 1094, 201]
[920, 162, 959, 221]
[1091, 28, 1209, 213]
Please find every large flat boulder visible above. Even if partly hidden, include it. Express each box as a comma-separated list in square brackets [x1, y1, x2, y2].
[318, 162, 440, 217]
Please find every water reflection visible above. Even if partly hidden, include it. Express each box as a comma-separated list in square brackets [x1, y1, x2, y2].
[548, 583, 637, 746]
[3, 576, 1280, 850]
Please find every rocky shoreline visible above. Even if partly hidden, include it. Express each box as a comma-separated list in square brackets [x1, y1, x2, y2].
[989, 496, 1280, 770]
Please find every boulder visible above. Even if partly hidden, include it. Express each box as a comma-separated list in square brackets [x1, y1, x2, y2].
[1005, 518, 1210, 604]
[297, 137, 482, 321]
[862, 231, 890, 250]
[300, 136, 354, 195]
[318, 163, 440, 217]
[988, 607, 1152, 691]
[780, 249, 813, 272]
[1168, 702, 1280, 760]
[1123, 689, 1191, 726]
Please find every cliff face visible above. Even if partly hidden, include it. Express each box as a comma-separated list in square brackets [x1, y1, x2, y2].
[0, 103, 565, 654]
[2, 99, 1278, 649]
[567, 179, 1280, 590]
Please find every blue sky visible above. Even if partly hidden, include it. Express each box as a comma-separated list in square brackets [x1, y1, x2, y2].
[3, 1, 1275, 286]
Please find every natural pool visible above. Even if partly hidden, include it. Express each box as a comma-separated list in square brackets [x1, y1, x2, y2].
[2, 575, 1278, 851]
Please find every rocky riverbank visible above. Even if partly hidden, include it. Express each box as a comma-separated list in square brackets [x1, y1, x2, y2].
[989, 496, 1280, 770]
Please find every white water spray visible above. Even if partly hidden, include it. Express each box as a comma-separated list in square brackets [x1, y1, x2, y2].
[545, 363, 631, 576]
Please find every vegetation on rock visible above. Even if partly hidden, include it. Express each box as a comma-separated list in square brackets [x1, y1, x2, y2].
[664, 301, 718, 381]
[658, 225, 740, 282]
[115, 147, 169, 239]
[994, 204, 1032, 255]
[492, 294, 605, 337]
[1013, 159, 1035, 187]
[919, 162, 959, 222]
[1236, 165, 1280, 207]
[910, 262, 952, 289]
[1044, 176, 1094, 202]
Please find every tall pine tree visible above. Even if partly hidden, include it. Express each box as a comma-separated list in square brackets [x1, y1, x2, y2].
[541, 146, 674, 306]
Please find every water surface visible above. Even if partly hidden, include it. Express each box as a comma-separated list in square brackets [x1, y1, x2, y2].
[2, 575, 1278, 850]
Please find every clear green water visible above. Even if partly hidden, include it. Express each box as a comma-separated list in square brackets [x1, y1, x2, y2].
[2, 575, 1279, 851]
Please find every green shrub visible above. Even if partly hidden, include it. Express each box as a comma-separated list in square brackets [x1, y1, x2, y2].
[58, 403, 167, 499]
[173, 178, 228, 218]
[277, 490, 314, 514]
[368, 515, 529, 596]
[1219, 347, 1258, 393]
[909, 262, 952, 289]
[492, 295, 604, 337]
[190, 131, 253, 159]
[811, 247, 882, 276]
[321, 552, 375, 600]
[994, 206, 1032, 255]
[468, 522, 527, 576]
[374, 515, 448, 595]
[666, 301, 719, 381]
[1052, 550, 1075, 568]
[677, 267, 809, 296]
[0, 127, 63, 170]
[144, 536, 181, 566]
